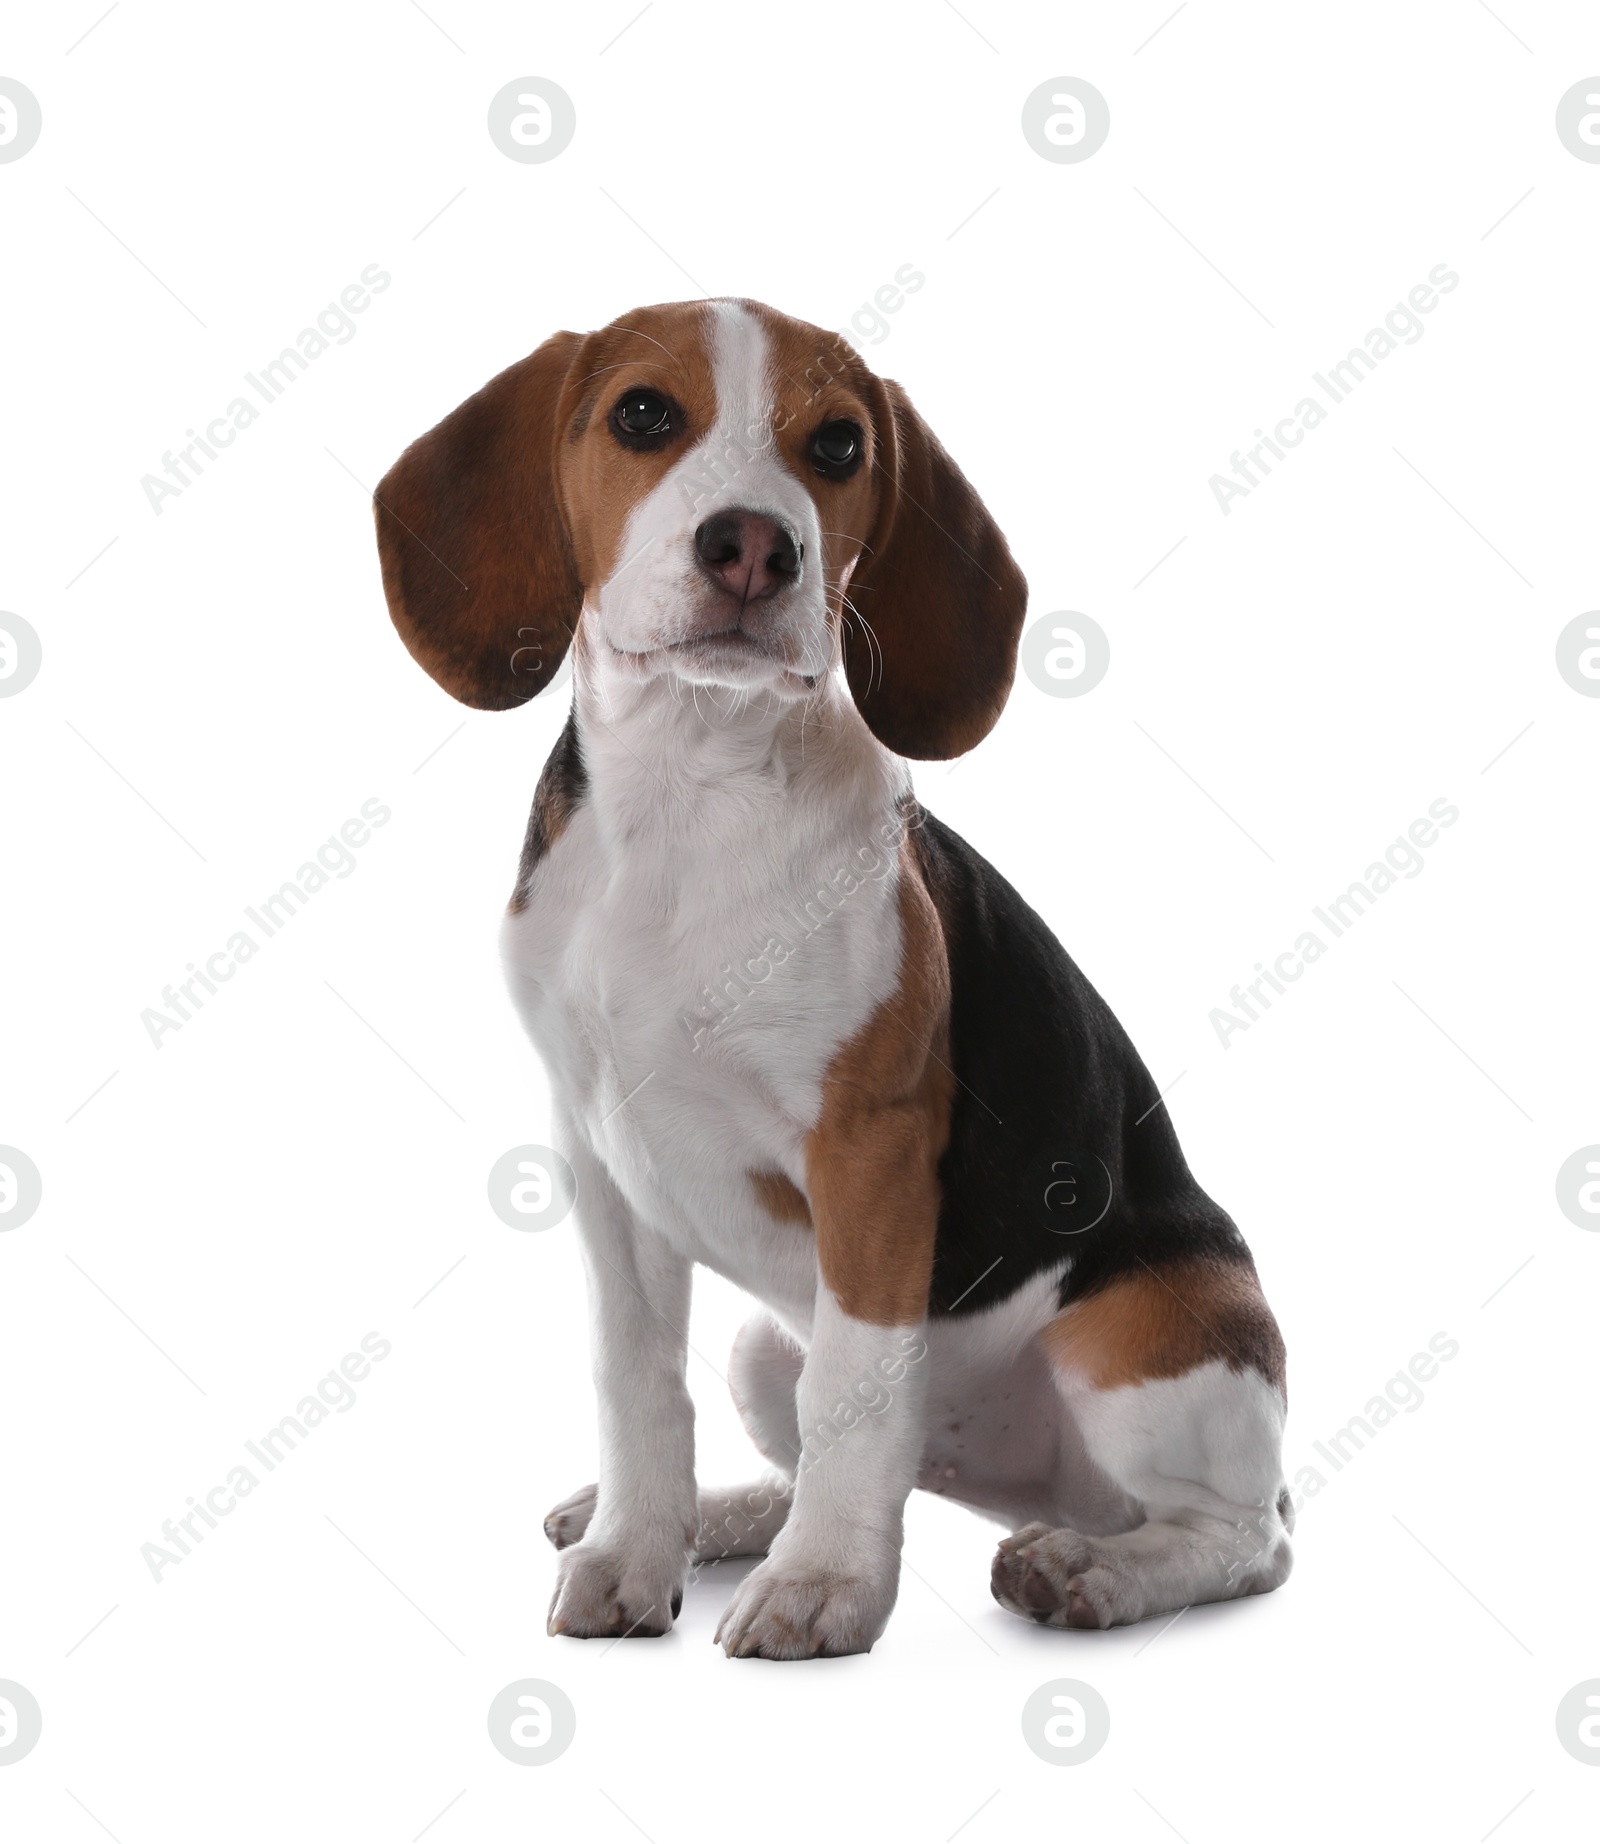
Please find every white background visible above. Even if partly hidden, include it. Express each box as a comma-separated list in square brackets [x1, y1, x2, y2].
[3, 0, 1597, 1837]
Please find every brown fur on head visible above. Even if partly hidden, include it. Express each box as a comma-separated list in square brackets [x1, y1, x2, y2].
[374, 298, 1027, 759]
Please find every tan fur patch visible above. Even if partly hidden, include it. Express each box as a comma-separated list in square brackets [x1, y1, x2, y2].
[1041, 1259, 1287, 1397]
[802, 847, 953, 1325]
[747, 303, 885, 609]
[556, 302, 721, 588]
[748, 1169, 812, 1227]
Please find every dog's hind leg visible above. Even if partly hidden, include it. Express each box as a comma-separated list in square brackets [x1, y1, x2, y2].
[691, 1479, 793, 1559]
[727, 1312, 804, 1465]
[692, 1313, 803, 1558]
[990, 1255, 1293, 1630]
[545, 1314, 802, 1561]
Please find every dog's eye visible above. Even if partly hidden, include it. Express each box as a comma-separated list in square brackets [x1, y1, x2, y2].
[810, 420, 863, 476]
[613, 390, 674, 441]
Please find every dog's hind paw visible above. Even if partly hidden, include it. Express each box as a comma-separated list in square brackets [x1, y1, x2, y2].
[989, 1523, 1127, 1630]
[542, 1483, 598, 1551]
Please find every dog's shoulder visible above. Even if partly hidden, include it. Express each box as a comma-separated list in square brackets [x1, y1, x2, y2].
[508, 703, 588, 914]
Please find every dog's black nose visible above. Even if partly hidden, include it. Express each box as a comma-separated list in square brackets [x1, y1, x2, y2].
[694, 509, 801, 602]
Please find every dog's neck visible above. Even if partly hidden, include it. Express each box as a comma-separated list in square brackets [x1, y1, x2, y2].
[567, 627, 907, 874]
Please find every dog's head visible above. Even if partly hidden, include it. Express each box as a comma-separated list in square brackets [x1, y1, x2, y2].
[374, 298, 1027, 759]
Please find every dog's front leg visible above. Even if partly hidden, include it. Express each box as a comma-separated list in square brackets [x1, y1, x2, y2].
[714, 1287, 930, 1660]
[547, 1141, 697, 1640]
[715, 880, 948, 1661]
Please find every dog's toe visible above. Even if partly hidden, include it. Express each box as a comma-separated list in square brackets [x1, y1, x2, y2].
[1064, 1577, 1111, 1629]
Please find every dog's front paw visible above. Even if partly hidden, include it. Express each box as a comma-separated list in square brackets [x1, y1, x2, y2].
[714, 1554, 898, 1659]
[547, 1541, 687, 1640]
[989, 1523, 1131, 1630]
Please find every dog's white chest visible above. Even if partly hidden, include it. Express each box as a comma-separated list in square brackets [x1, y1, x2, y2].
[499, 724, 904, 1301]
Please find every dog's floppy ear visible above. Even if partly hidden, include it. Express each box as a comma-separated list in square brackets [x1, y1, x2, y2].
[374, 331, 585, 709]
[844, 378, 1028, 760]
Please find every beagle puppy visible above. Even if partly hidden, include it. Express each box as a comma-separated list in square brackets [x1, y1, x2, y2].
[374, 299, 1292, 1659]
